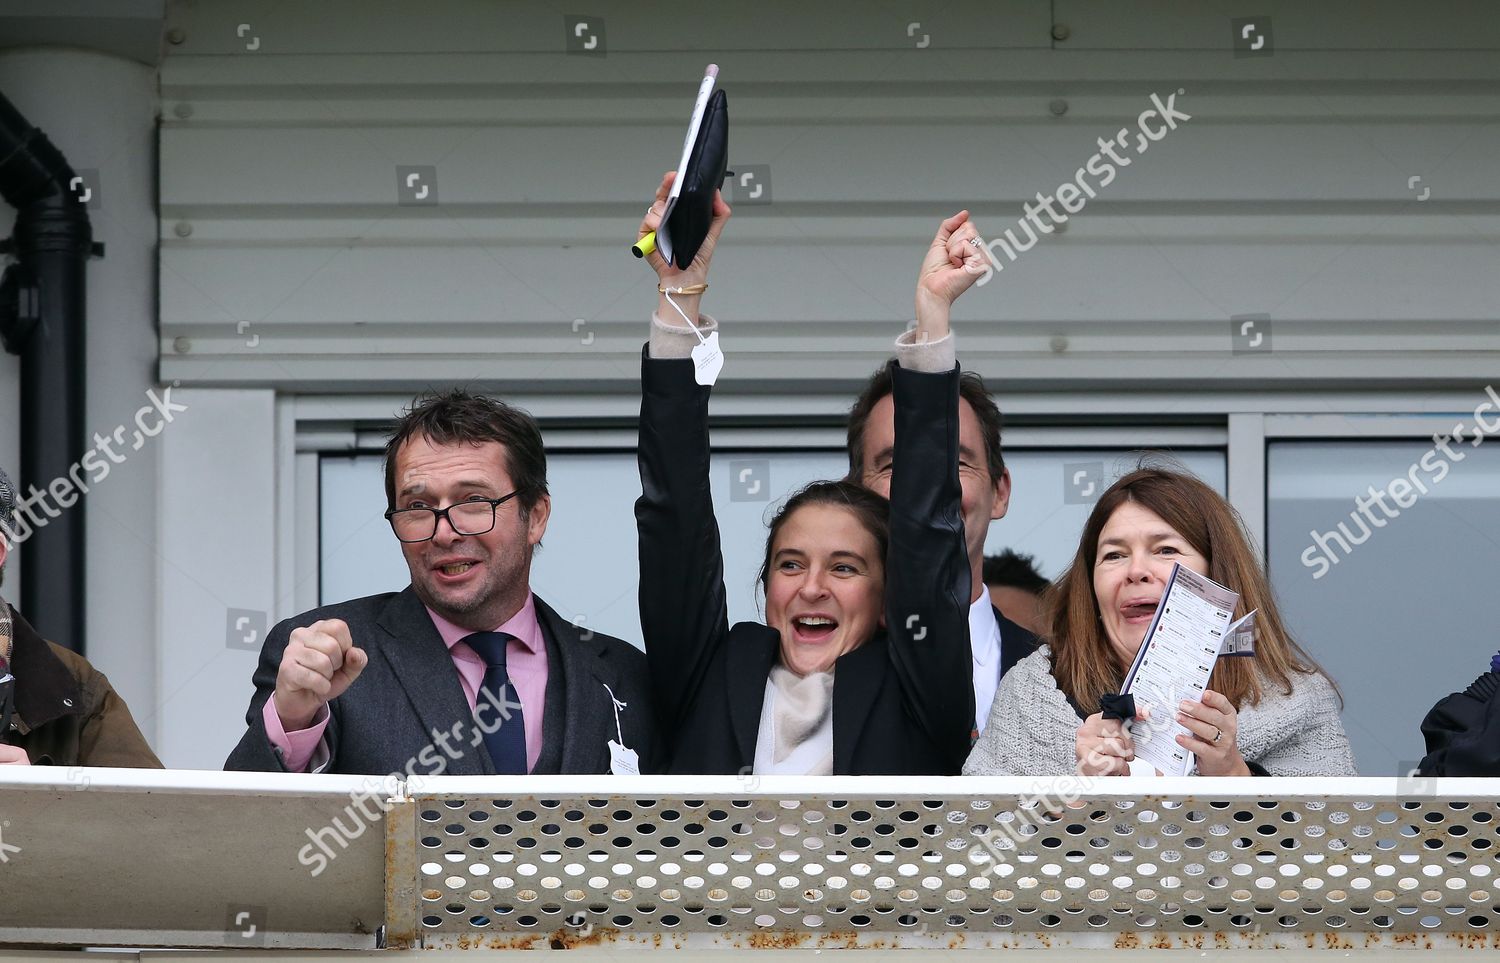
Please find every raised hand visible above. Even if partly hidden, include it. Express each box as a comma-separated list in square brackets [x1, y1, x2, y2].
[640, 171, 732, 326]
[272, 618, 368, 731]
[913, 210, 989, 343]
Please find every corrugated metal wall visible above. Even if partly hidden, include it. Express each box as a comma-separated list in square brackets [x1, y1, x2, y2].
[159, 0, 1500, 401]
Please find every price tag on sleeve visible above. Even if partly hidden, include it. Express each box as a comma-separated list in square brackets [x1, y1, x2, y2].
[692, 331, 723, 386]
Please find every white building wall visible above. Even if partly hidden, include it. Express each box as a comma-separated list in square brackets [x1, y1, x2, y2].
[0, 47, 162, 745]
[155, 0, 1500, 394]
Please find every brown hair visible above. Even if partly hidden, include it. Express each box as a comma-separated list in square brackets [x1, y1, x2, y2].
[384, 389, 548, 515]
[846, 362, 1005, 481]
[756, 480, 890, 598]
[1047, 465, 1334, 712]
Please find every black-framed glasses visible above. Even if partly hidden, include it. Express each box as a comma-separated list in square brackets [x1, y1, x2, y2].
[384, 492, 520, 543]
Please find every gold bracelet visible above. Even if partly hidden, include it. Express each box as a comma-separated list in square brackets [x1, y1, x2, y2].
[658, 283, 708, 296]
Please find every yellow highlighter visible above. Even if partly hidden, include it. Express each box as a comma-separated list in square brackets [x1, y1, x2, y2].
[631, 232, 657, 259]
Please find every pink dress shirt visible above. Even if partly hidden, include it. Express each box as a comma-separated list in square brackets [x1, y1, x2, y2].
[262, 593, 549, 773]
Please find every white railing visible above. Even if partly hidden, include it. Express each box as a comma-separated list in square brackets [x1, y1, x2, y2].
[2, 770, 1497, 954]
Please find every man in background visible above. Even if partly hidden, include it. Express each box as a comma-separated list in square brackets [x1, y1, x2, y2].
[982, 549, 1050, 637]
[845, 228, 1040, 742]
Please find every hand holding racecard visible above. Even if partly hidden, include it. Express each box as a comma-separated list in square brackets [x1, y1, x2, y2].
[1117, 563, 1256, 776]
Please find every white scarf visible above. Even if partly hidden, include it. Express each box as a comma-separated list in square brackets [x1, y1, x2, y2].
[753, 664, 834, 775]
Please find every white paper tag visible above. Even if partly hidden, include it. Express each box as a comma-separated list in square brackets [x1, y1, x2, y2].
[691, 331, 723, 386]
[608, 740, 640, 776]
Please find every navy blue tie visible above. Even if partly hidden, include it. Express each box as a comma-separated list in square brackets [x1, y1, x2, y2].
[463, 632, 528, 774]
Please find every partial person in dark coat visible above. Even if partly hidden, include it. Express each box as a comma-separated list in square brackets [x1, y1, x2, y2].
[225, 393, 654, 777]
[1417, 651, 1500, 776]
[0, 467, 161, 769]
[634, 172, 981, 775]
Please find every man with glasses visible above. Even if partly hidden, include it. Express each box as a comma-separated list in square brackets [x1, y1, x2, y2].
[226, 390, 655, 776]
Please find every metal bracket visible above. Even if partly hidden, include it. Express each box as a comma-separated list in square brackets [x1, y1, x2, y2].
[0, 262, 40, 355]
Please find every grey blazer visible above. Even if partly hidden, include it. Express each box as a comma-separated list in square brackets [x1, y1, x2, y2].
[224, 587, 655, 776]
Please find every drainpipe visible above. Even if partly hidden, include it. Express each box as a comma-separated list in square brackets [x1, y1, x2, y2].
[0, 90, 98, 653]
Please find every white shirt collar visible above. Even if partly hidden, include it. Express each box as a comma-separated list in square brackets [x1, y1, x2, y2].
[969, 593, 1002, 666]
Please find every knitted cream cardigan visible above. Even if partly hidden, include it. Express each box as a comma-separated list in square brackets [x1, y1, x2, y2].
[963, 645, 1357, 777]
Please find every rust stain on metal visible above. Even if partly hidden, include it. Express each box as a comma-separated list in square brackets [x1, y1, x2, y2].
[545, 925, 621, 949]
[815, 929, 872, 950]
[742, 929, 813, 949]
[482, 933, 546, 950]
[1447, 932, 1495, 950]
[418, 926, 1500, 952]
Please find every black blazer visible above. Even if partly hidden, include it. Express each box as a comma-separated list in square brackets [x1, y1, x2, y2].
[224, 588, 655, 775]
[636, 351, 974, 775]
[994, 605, 1039, 682]
[1418, 670, 1500, 776]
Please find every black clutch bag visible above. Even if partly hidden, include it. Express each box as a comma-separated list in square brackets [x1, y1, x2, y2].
[662, 89, 728, 269]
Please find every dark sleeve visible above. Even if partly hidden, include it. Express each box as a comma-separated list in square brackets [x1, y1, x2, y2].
[82, 689, 163, 769]
[1418, 672, 1500, 776]
[634, 346, 732, 735]
[223, 617, 341, 772]
[73, 658, 163, 768]
[886, 361, 976, 773]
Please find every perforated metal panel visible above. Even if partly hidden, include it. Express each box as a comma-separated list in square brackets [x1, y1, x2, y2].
[392, 776, 1500, 948]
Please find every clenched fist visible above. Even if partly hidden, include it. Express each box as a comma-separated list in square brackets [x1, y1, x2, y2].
[272, 619, 368, 731]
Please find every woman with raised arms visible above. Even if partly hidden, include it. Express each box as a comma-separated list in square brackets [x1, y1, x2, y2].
[634, 172, 989, 775]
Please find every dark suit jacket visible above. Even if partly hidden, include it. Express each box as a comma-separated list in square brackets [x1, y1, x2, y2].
[224, 588, 655, 776]
[636, 352, 974, 775]
[994, 605, 1039, 682]
[1418, 670, 1500, 776]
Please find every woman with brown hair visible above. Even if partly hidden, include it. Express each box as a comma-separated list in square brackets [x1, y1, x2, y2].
[636, 171, 983, 774]
[964, 466, 1355, 777]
